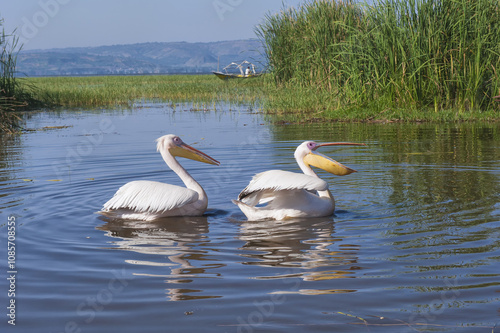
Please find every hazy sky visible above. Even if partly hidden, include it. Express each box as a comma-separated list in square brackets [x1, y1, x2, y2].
[0, 0, 308, 50]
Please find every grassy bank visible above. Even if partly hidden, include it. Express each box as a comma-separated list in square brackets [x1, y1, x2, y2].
[28, 74, 265, 107]
[257, 0, 500, 120]
[263, 84, 500, 122]
[27, 73, 500, 122]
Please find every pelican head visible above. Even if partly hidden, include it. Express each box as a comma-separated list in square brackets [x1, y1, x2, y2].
[295, 140, 365, 176]
[156, 134, 220, 165]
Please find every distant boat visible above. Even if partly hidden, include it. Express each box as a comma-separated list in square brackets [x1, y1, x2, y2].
[212, 60, 261, 80]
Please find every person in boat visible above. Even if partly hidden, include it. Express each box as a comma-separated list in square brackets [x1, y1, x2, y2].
[245, 66, 251, 77]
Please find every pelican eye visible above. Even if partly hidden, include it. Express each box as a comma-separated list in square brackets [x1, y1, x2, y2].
[307, 142, 317, 150]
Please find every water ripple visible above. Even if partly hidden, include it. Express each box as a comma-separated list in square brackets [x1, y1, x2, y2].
[1, 106, 498, 332]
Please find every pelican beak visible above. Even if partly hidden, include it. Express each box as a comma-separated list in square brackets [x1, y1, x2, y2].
[303, 142, 365, 176]
[170, 143, 220, 165]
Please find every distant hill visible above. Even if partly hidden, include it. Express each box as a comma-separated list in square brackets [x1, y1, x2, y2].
[16, 39, 265, 76]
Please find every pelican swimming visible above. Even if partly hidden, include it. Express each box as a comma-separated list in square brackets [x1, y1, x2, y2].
[232, 140, 365, 221]
[100, 134, 219, 220]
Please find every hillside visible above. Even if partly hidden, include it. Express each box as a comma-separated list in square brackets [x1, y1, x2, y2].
[16, 39, 264, 76]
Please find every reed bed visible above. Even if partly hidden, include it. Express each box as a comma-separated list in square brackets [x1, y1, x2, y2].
[28, 75, 265, 107]
[0, 23, 38, 132]
[257, 0, 500, 119]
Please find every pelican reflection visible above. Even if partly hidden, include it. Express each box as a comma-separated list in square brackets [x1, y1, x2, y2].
[97, 215, 223, 301]
[237, 217, 361, 294]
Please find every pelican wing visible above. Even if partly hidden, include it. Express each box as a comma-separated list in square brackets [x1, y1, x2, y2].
[238, 170, 328, 203]
[102, 180, 198, 213]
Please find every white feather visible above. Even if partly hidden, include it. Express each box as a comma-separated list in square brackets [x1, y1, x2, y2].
[238, 169, 327, 203]
[102, 180, 198, 213]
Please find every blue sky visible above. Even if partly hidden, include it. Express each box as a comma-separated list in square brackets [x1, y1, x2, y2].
[1, 0, 309, 50]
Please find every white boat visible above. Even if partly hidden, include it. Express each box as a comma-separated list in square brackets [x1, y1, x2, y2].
[212, 60, 261, 80]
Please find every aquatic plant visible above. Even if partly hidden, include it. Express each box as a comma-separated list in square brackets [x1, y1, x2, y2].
[0, 22, 24, 132]
[0, 18, 44, 132]
[257, 0, 500, 118]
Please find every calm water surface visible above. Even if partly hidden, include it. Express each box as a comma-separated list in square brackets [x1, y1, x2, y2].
[1, 103, 499, 332]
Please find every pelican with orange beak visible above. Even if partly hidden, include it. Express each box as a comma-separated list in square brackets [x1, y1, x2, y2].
[100, 134, 219, 220]
[233, 140, 365, 221]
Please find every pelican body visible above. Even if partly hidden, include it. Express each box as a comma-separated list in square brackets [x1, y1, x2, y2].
[233, 141, 365, 221]
[100, 134, 219, 221]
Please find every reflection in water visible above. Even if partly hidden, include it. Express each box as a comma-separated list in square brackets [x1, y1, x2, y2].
[4, 108, 499, 331]
[237, 217, 360, 294]
[0, 134, 28, 210]
[97, 215, 222, 301]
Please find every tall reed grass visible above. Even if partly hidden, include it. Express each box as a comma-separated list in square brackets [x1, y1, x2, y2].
[257, 0, 500, 118]
[0, 19, 42, 132]
[0, 24, 24, 132]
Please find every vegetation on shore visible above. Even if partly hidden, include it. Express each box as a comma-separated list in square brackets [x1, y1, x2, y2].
[4, 0, 500, 125]
[0, 19, 44, 132]
[0, 24, 24, 132]
[256, 0, 500, 121]
[27, 75, 264, 107]
[25, 71, 499, 122]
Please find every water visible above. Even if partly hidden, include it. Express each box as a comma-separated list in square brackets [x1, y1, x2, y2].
[1, 103, 499, 332]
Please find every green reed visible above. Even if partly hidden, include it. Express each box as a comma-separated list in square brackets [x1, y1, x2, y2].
[257, 0, 500, 119]
[0, 24, 29, 132]
[0, 17, 47, 132]
[28, 74, 265, 107]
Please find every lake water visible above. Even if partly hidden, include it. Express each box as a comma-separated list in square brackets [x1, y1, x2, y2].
[1, 103, 499, 332]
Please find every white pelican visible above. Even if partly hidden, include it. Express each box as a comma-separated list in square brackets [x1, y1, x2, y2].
[232, 140, 365, 221]
[100, 134, 219, 220]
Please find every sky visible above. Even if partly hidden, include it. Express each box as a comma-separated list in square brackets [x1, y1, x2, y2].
[0, 0, 308, 50]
